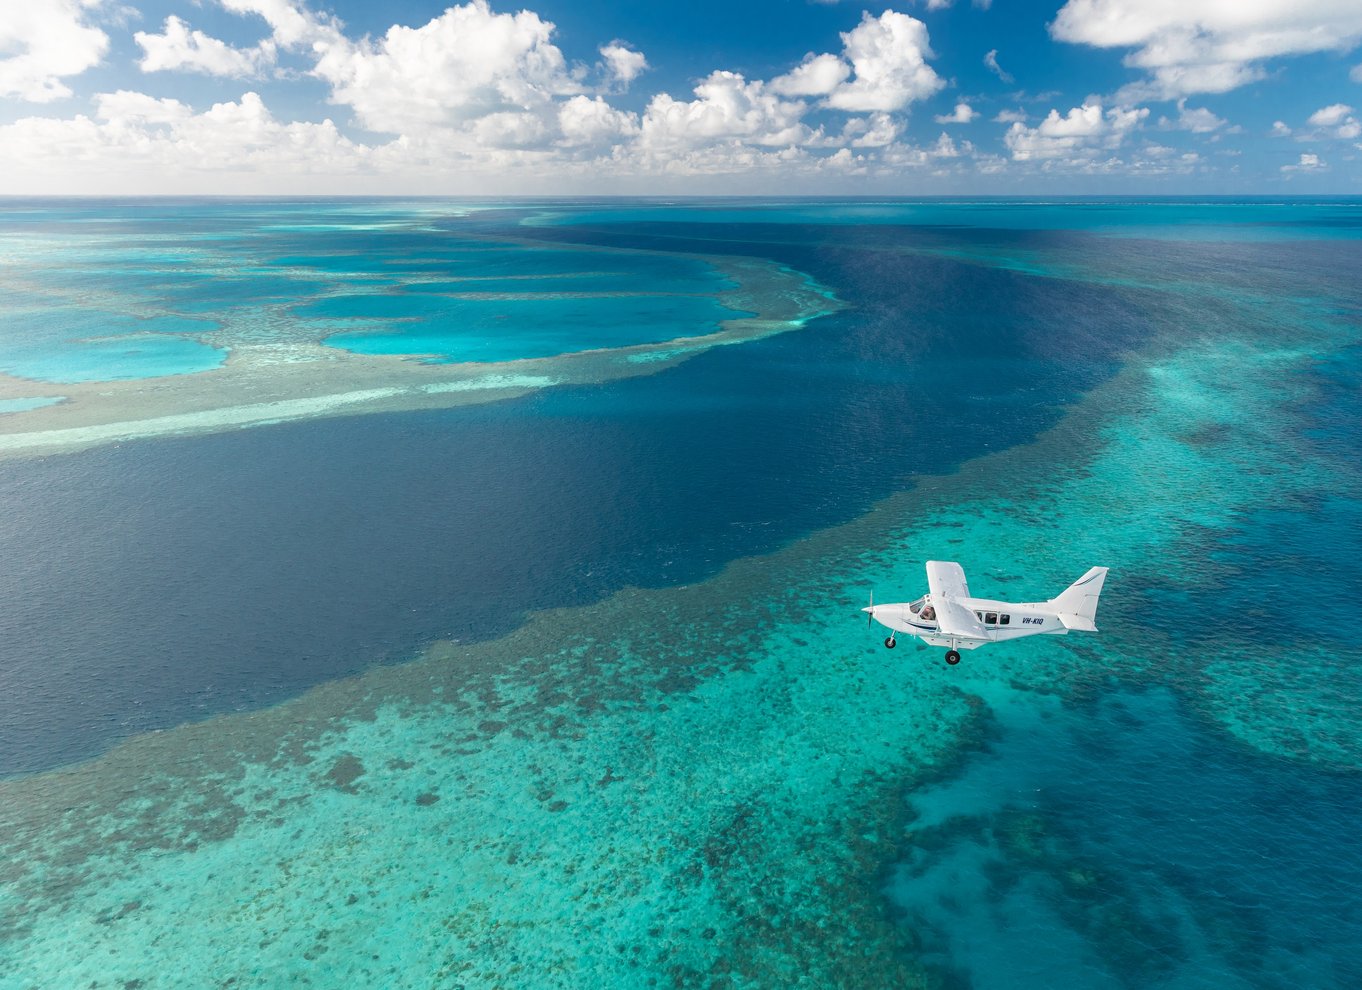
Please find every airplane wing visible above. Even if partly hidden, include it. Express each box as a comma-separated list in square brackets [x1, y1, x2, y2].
[925, 561, 987, 638]
[933, 597, 988, 638]
[926, 561, 970, 600]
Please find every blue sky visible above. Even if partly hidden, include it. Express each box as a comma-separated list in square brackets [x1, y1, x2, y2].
[1, 0, 1360, 194]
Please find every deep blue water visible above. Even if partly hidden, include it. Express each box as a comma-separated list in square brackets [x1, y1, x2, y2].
[0, 224, 1154, 772]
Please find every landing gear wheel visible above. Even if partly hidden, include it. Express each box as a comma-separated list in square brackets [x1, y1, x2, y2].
[945, 650, 961, 665]
[884, 637, 897, 649]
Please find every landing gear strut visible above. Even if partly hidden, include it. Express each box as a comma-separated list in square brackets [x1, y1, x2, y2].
[944, 650, 961, 665]
[884, 636, 897, 649]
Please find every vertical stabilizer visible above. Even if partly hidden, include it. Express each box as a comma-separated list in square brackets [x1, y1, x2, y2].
[1050, 566, 1108, 632]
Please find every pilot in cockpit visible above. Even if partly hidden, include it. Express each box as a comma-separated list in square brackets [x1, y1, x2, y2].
[909, 597, 936, 621]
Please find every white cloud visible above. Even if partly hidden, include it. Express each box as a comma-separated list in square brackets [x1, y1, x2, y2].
[9, 0, 1288, 191]
[1, 91, 368, 187]
[1281, 152, 1325, 172]
[219, 0, 340, 49]
[640, 71, 813, 150]
[934, 102, 977, 124]
[471, 111, 553, 149]
[1271, 120, 1292, 137]
[769, 53, 851, 98]
[94, 90, 193, 125]
[557, 94, 639, 147]
[1352, 63, 1362, 83]
[599, 42, 647, 88]
[135, 16, 277, 78]
[310, 0, 582, 134]
[841, 111, 900, 148]
[771, 11, 943, 112]
[1305, 103, 1361, 140]
[878, 131, 967, 168]
[1166, 99, 1226, 133]
[1051, 0, 1362, 98]
[1308, 103, 1354, 127]
[1005, 100, 1149, 160]
[0, 0, 109, 102]
[983, 48, 1013, 84]
[827, 11, 944, 111]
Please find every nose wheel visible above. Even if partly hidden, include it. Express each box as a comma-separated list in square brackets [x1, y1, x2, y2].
[884, 636, 897, 649]
[944, 650, 960, 665]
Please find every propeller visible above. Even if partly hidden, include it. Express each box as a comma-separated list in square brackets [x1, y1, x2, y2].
[867, 589, 874, 628]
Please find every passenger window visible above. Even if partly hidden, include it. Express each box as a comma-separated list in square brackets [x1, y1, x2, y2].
[975, 611, 983, 621]
[1000, 614, 1010, 625]
[985, 612, 998, 625]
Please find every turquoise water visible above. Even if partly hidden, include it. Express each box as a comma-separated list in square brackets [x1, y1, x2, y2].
[0, 206, 749, 382]
[0, 306, 225, 382]
[320, 294, 753, 363]
[0, 395, 63, 414]
[1, 199, 1360, 988]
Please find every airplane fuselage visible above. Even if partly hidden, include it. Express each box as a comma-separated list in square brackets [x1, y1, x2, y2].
[869, 594, 1067, 650]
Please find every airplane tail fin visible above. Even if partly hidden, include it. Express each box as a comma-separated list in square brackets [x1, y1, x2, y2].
[1049, 566, 1108, 632]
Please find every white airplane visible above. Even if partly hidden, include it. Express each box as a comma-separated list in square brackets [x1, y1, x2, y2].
[864, 560, 1108, 665]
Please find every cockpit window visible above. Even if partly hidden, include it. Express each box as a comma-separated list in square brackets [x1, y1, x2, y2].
[909, 597, 925, 615]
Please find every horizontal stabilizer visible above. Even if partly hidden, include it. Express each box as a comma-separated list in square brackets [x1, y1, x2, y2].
[1056, 612, 1098, 633]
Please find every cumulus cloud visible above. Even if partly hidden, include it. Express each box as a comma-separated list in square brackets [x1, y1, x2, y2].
[934, 102, 977, 124]
[841, 111, 900, 147]
[135, 16, 277, 77]
[219, 0, 340, 49]
[983, 49, 1013, 83]
[1271, 120, 1292, 137]
[878, 131, 967, 168]
[2, 1, 978, 189]
[1, 90, 368, 186]
[1309, 103, 1353, 127]
[1051, 0, 1362, 99]
[640, 71, 813, 151]
[1281, 152, 1325, 172]
[828, 11, 944, 110]
[769, 53, 851, 98]
[558, 94, 639, 147]
[1306, 103, 1361, 139]
[94, 90, 193, 125]
[993, 109, 1026, 123]
[0, 0, 109, 102]
[1004, 100, 1148, 160]
[769, 10, 943, 112]
[310, 0, 582, 134]
[1163, 99, 1226, 133]
[599, 42, 647, 87]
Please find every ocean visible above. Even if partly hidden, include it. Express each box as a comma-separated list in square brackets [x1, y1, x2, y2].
[0, 198, 1359, 988]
